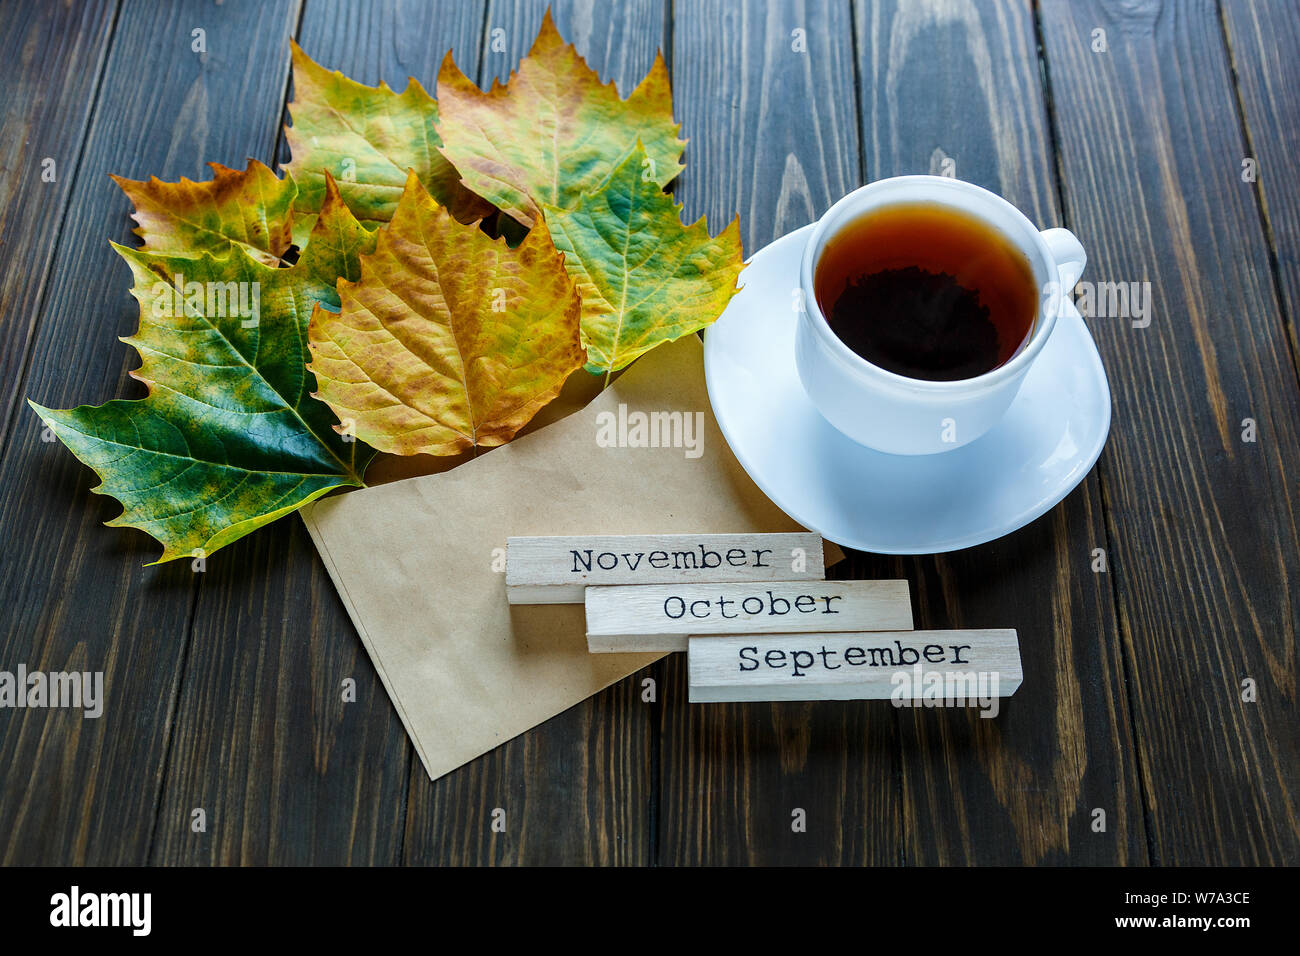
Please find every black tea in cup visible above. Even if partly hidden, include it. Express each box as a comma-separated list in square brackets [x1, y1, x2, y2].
[813, 202, 1039, 382]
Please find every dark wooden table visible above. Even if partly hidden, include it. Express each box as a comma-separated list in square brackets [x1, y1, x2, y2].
[1, 0, 1296, 866]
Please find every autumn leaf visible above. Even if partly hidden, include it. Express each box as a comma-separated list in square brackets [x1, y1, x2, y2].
[283, 40, 492, 236]
[307, 171, 584, 456]
[29, 176, 377, 564]
[436, 9, 685, 229]
[110, 159, 296, 266]
[545, 143, 744, 376]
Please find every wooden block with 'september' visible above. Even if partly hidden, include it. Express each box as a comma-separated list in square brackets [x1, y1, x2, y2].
[585, 580, 913, 652]
[506, 532, 824, 604]
[688, 630, 1022, 703]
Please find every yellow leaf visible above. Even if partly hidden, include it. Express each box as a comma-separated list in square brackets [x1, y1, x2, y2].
[307, 172, 585, 456]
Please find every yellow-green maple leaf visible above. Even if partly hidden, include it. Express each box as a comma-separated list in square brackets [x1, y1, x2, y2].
[283, 41, 492, 238]
[308, 171, 585, 456]
[110, 159, 297, 266]
[545, 143, 744, 376]
[436, 9, 685, 229]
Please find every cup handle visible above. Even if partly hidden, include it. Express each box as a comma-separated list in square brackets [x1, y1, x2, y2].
[1040, 227, 1086, 290]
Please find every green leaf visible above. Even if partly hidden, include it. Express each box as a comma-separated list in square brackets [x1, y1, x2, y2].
[30, 175, 377, 564]
[544, 143, 745, 375]
[283, 41, 492, 235]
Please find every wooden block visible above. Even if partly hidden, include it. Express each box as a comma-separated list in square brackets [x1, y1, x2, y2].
[506, 532, 825, 604]
[688, 630, 1022, 704]
[585, 580, 913, 652]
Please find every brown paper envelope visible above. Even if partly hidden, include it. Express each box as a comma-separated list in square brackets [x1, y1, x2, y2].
[301, 335, 840, 782]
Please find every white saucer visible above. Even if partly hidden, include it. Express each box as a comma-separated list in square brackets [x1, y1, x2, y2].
[703, 225, 1111, 554]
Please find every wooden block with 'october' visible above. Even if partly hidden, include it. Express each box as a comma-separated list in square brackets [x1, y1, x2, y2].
[506, 532, 824, 604]
[585, 580, 913, 653]
[688, 630, 1022, 703]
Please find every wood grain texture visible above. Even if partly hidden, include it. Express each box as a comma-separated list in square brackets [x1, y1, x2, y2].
[660, 0, 904, 866]
[1041, 0, 1300, 864]
[0, 0, 117, 446]
[857, 0, 1144, 866]
[399, 0, 665, 866]
[0, 0, 300, 865]
[1220, 0, 1300, 360]
[673, 0, 862, 255]
[146, 0, 487, 866]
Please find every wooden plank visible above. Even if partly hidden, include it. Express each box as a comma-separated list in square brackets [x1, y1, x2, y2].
[688, 630, 1022, 703]
[0, 0, 118, 444]
[587, 580, 913, 652]
[661, 0, 906, 866]
[0, 0, 300, 865]
[146, 0, 485, 866]
[1040, 0, 1300, 864]
[1221, 1, 1300, 357]
[400, 0, 665, 866]
[507, 532, 825, 603]
[850, 0, 1145, 866]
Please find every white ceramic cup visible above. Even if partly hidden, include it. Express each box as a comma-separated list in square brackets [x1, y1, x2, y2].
[795, 175, 1086, 455]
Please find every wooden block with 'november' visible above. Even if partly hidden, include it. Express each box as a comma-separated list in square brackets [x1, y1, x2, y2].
[688, 630, 1022, 703]
[585, 580, 913, 652]
[506, 532, 824, 604]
